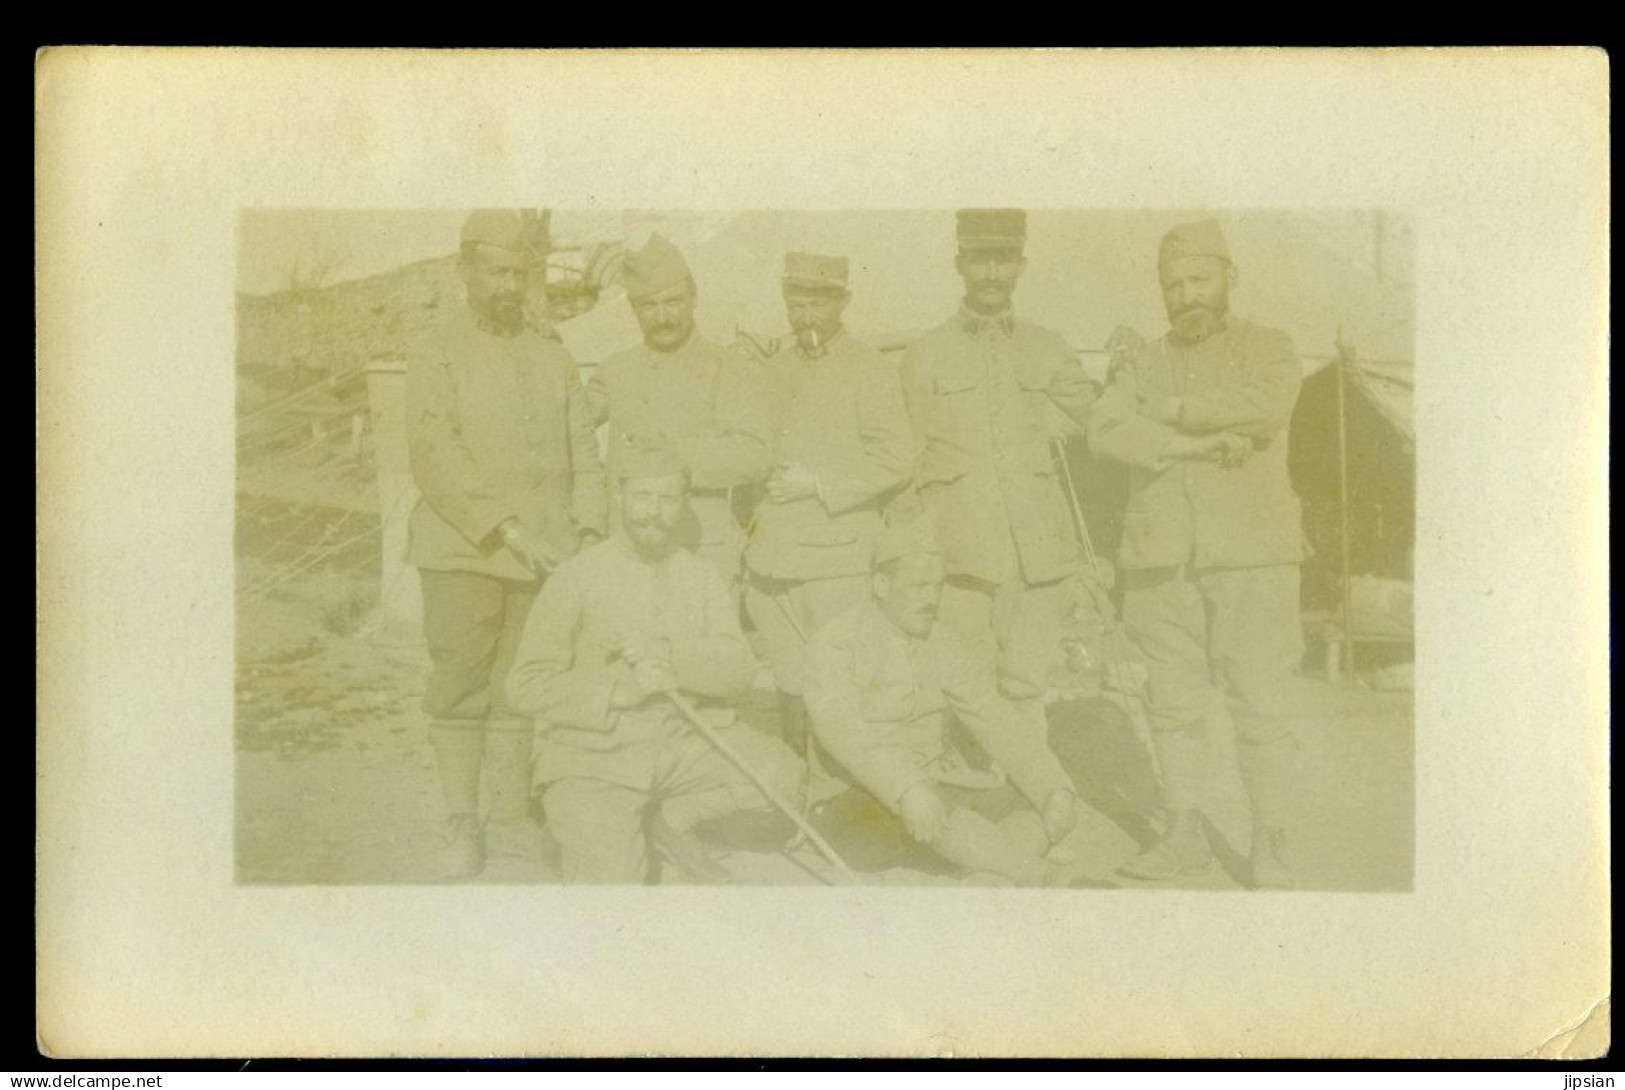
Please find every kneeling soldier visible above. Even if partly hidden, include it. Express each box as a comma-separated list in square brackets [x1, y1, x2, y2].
[802, 515, 1087, 886]
[507, 441, 805, 884]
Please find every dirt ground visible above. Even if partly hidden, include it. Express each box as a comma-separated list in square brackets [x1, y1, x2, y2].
[235, 569, 1414, 892]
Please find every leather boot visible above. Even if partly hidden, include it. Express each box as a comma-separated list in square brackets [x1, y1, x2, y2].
[441, 813, 484, 879]
[648, 811, 731, 885]
[483, 725, 544, 860]
[1116, 808, 1213, 880]
[1249, 826, 1295, 890]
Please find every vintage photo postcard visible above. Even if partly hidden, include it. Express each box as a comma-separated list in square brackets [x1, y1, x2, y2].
[36, 48, 1609, 1059]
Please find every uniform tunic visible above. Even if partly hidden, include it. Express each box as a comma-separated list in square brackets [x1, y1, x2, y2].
[506, 536, 803, 882]
[899, 309, 1099, 702]
[405, 306, 606, 723]
[587, 333, 773, 583]
[899, 310, 1096, 586]
[407, 307, 605, 579]
[1086, 316, 1306, 824]
[745, 332, 913, 693]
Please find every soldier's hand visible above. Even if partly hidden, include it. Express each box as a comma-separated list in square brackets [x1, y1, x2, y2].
[632, 657, 678, 695]
[766, 463, 819, 504]
[1104, 326, 1146, 382]
[500, 520, 557, 575]
[898, 782, 949, 844]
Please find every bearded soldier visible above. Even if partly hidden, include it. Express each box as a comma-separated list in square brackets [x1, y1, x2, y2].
[507, 442, 805, 885]
[587, 232, 773, 589]
[1087, 219, 1308, 889]
[405, 209, 605, 878]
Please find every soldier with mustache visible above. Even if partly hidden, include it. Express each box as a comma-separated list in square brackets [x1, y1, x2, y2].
[802, 515, 1089, 886]
[744, 252, 914, 754]
[894, 208, 1094, 855]
[587, 233, 773, 592]
[405, 209, 607, 878]
[1087, 219, 1308, 889]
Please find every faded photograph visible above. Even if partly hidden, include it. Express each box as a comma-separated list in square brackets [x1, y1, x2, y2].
[234, 208, 1415, 891]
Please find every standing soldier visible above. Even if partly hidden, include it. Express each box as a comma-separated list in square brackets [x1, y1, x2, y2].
[1087, 219, 1307, 889]
[745, 252, 913, 752]
[897, 208, 1096, 842]
[406, 209, 607, 879]
[588, 232, 773, 589]
[507, 443, 805, 885]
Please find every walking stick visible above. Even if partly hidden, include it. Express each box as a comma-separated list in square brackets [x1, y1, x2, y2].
[666, 689, 863, 886]
[1051, 437, 1102, 580]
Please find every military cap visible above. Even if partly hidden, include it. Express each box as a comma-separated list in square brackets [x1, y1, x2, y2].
[616, 432, 689, 481]
[956, 208, 1027, 250]
[1158, 219, 1231, 268]
[782, 251, 850, 292]
[460, 209, 544, 255]
[620, 232, 693, 299]
[873, 511, 943, 568]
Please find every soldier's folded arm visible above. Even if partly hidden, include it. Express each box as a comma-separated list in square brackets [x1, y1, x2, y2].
[666, 569, 759, 699]
[1086, 374, 1184, 472]
[565, 381, 608, 536]
[1171, 329, 1302, 439]
[815, 361, 915, 515]
[803, 634, 931, 811]
[506, 565, 619, 731]
[406, 354, 519, 546]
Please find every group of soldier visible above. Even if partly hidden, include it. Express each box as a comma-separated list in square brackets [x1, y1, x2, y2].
[402, 206, 1308, 890]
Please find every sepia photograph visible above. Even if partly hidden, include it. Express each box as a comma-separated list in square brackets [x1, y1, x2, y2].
[38, 48, 1606, 1059]
[233, 207, 1417, 891]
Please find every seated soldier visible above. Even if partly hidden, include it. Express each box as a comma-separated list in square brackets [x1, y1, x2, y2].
[802, 514, 1093, 887]
[506, 440, 805, 884]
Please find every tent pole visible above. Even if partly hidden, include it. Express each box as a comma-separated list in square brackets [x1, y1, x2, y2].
[1336, 343, 1358, 684]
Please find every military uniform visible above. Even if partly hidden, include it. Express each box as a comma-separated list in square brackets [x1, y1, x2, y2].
[407, 210, 606, 873]
[507, 533, 804, 884]
[1086, 219, 1306, 849]
[587, 234, 773, 586]
[803, 523, 1077, 883]
[745, 256, 913, 697]
[897, 210, 1099, 793]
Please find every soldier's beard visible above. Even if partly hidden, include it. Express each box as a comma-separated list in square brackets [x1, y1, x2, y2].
[627, 521, 676, 558]
[1172, 305, 1224, 343]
